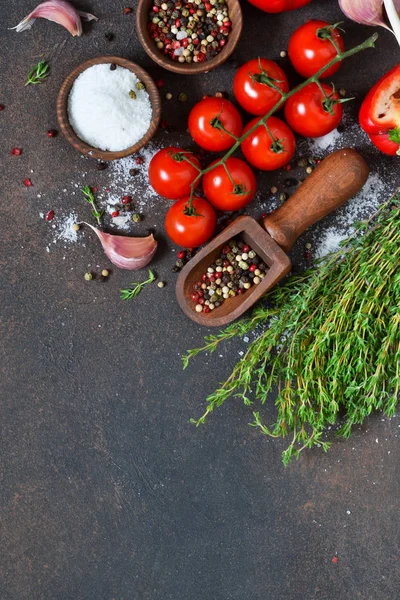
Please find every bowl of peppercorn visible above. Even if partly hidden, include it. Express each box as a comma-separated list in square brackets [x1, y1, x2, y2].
[136, 0, 243, 74]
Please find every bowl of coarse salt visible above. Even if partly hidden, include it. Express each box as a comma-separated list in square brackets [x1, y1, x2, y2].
[57, 56, 161, 160]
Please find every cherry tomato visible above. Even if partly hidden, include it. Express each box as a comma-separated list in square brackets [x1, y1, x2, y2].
[188, 97, 243, 152]
[284, 83, 343, 138]
[165, 196, 216, 248]
[203, 158, 257, 211]
[247, 0, 311, 13]
[288, 20, 344, 79]
[241, 116, 295, 171]
[233, 58, 289, 116]
[368, 133, 400, 156]
[148, 147, 201, 200]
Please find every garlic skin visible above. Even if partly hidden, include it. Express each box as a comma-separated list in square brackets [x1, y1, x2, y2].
[10, 0, 98, 37]
[83, 223, 158, 270]
[339, 0, 400, 45]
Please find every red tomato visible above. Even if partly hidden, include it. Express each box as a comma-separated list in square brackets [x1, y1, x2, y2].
[188, 97, 243, 152]
[284, 83, 343, 138]
[241, 116, 295, 171]
[148, 147, 201, 200]
[233, 58, 289, 116]
[368, 133, 400, 156]
[165, 196, 216, 248]
[202, 158, 257, 211]
[247, 0, 311, 13]
[288, 20, 344, 79]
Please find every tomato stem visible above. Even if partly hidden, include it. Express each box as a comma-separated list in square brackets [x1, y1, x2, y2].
[316, 21, 343, 42]
[190, 33, 378, 190]
[210, 116, 239, 140]
[250, 58, 286, 94]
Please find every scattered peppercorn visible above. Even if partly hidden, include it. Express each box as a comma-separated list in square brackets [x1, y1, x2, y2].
[23, 178, 32, 187]
[284, 178, 297, 187]
[157, 281, 165, 288]
[0, 104, 4, 111]
[45, 210, 55, 221]
[135, 156, 144, 165]
[129, 89, 137, 100]
[306, 166, 313, 174]
[123, 7, 132, 14]
[280, 50, 287, 58]
[270, 186, 278, 194]
[136, 81, 146, 90]
[111, 210, 120, 218]
[122, 195, 132, 205]
[101, 269, 109, 277]
[105, 32, 114, 41]
[84, 272, 93, 281]
[132, 213, 142, 223]
[215, 91, 225, 98]
[283, 164, 292, 171]
[129, 168, 139, 176]
[165, 92, 173, 100]
[97, 161, 108, 171]
[279, 193, 287, 202]
[178, 92, 188, 102]
[160, 119, 169, 129]
[110, 63, 117, 71]
[297, 158, 308, 168]
[11, 147, 22, 156]
[72, 223, 80, 231]
[177, 250, 186, 259]
[156, 79, 165, 88]
[339, 88, 346, 97]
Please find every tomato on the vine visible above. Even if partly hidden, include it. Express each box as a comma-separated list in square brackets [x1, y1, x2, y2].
[247, 0, 311, 13]
[241, 116, 295, 171]
[288, 20, 344, 79]
[284, 83, 343, 137]
[165, 196, 216, 248]
[202, 158, 257, 211]
[148, 147, 201, 200]
[233, 58, 289, 116]
[188, 97, 243, 152]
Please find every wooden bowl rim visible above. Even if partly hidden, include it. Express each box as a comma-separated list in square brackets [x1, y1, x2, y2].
[56, 56, 161, 161]
[136, 0, 243, 75]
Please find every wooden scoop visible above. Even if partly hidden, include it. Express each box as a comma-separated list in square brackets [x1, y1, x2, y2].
[176, 148, 369, 327]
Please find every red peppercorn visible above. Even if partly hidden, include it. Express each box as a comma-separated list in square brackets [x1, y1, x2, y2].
[219, 39, 226, 47]
[224, 20, 232, 28]
[193, 38, 199, 45]
[261, 213, 268, 219]
[249, 264, 257, 272]
[175, 18, 181, 27]
[197, 290, 204, 298]
[123, 7, 132, 14]
[135, 156, 144, 165]
[152, 5, 159, 11]
[47, 129, 57, 138]
[238, 288, 244, 294]
[242, 244, 250, 253]
[92, 187, 98, 192]
[111, 210, 120, 217]
[177, 250, 186, 260]
[23, 178, 32, 187]
[198, 297, 205, 305]
[182, 38, 189, 48]
[160, 119, 169, 129]
[45, 210, 55, 221]
[209, 274, 216, 282]
[156, 79, 165, 88]
[283, 164, 292, 171]
[203, 306, 211, 314]
[223, 259, 230, 267]
[332, 557, 338, 564]
[222, 245, 231, 253]
[205, 2, 212, 10]
[197, 53, 206, 63]
[11, 148, 22, 156]
[122, 195, 132, 205]
[191, 292, 199, 301]
[0, 104, 4, 111]
[201, 273, 208, 282]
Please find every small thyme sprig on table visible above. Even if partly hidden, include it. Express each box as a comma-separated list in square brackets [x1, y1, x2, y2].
[81, 186, 104, 225]
[25, 59, 49, 86]
[183, 32, 378, 213]
[184, 194, 400, 464]
[120, 270, 156, 300]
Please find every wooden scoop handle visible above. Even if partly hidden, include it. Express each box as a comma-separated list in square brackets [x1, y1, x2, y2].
[263, 148, 369, 252]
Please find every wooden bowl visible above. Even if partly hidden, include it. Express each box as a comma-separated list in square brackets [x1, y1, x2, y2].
[136, 0, 243, 75]
[57, 56, 161, 161]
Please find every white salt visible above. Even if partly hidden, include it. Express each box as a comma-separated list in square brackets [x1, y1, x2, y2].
[54, 213, 79, 244]
[68, 64, 152, 152]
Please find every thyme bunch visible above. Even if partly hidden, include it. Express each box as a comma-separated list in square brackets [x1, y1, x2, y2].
[120, 270, 156, 300]
[184, 195, 400, 464]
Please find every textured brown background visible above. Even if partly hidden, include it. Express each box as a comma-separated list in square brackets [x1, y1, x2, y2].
[1, 1, 399, 599]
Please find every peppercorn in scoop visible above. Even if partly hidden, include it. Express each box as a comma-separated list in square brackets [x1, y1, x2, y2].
[191, 238, 267, 314]
[148, 0, 232, 64]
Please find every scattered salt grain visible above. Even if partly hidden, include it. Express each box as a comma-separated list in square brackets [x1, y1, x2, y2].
[54, 213, 79, 244]
[68, 64, 152, 152]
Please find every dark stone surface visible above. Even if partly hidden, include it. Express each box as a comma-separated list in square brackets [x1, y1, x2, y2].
[1, 2, 399, 599]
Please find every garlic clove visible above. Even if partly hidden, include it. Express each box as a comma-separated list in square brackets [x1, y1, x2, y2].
[339, 0, 400, 45]
[82, 223, 158, 270]
[10, 0, 98, 37]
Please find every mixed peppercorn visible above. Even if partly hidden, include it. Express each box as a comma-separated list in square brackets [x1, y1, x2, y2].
[191, 238, 267, 314]
[147, 0, 231, 64]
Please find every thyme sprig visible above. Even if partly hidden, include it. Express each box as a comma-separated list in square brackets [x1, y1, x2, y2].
[25, 59, 49, 86]
[81, 186, 104, 225]
[184, 194, 400, 464]
[120, 270, 156, 300]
